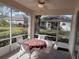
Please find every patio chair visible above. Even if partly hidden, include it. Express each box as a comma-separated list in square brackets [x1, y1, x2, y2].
[38, 34, 46, 40]
[18, 44, 31, 59]
[53, 43, 58, 49]
[31, 48, 41, 59]
[16, 35, 24, 45]
[16, 36, 31, 59]
[38, 35, 55, 49]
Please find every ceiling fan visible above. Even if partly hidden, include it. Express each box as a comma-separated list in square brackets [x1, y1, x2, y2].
[38, 0, 46, 4]
[37, 0, 48, 8]
[36, 0, 54, 9]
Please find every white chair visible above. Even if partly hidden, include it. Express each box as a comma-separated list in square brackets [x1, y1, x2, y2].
[16, 36, 24, 51]
[53, 43, 58, 49]
[16, 35, 24, 44]
[38, 34, 55, 48]
[16, 36, 31, 59]
[17, 44, 31, 59]
[38, 34, 46, 40]
[38, 34, 48, 46]
[46, 40, 55, 48]
[31, 49, 40, 59]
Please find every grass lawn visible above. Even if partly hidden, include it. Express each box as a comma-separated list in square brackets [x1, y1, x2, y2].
[0, 27, 27, 39]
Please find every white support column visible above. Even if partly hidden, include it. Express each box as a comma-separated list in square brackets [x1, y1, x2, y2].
[28, 14, 35, 39]
[10, 8, 12, 45]
[9, 8, 12, 51]
[56, 21, 60, 42]
[69, 11, 77, 55]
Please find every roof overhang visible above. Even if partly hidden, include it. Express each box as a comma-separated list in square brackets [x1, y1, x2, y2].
[0, 0, 79, 15]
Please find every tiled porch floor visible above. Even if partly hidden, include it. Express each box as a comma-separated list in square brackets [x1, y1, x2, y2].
[0, 48, 72, 59]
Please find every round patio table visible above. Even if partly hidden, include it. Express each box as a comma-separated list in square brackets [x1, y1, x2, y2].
[22, 38, 47, 59]
[23, 38, 47, 50]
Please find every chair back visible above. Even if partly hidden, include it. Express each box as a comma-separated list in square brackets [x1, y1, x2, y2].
[38, 35, 46, 40]
[16, 36, 23, 43]
[21, 44, 30, 53]
[53, 44, 58, 49]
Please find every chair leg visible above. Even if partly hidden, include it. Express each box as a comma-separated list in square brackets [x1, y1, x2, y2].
[17, 48, 25, 58]
[29, 53, 31, 59]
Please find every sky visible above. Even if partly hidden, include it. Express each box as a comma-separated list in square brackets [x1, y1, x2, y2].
[0, 5, 26, 16]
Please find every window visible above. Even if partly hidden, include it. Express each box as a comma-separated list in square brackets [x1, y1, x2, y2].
[11, 10, 28, 37]
[58, 21, 71, 43]
[35, 15, 72, 43]
[0, 4, 10, 47]
[0, 4, 29, 47]
[0, 5, 10, 39]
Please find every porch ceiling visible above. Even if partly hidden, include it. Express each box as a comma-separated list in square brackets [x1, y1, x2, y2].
[0, 0, 79, 15]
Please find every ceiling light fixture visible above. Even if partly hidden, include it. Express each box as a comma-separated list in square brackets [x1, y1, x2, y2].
[37, 0, 45, 8]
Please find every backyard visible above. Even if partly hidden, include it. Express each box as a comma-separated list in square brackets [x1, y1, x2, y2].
[0, 27, 27, 39]
[37, 28, 70, 43]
